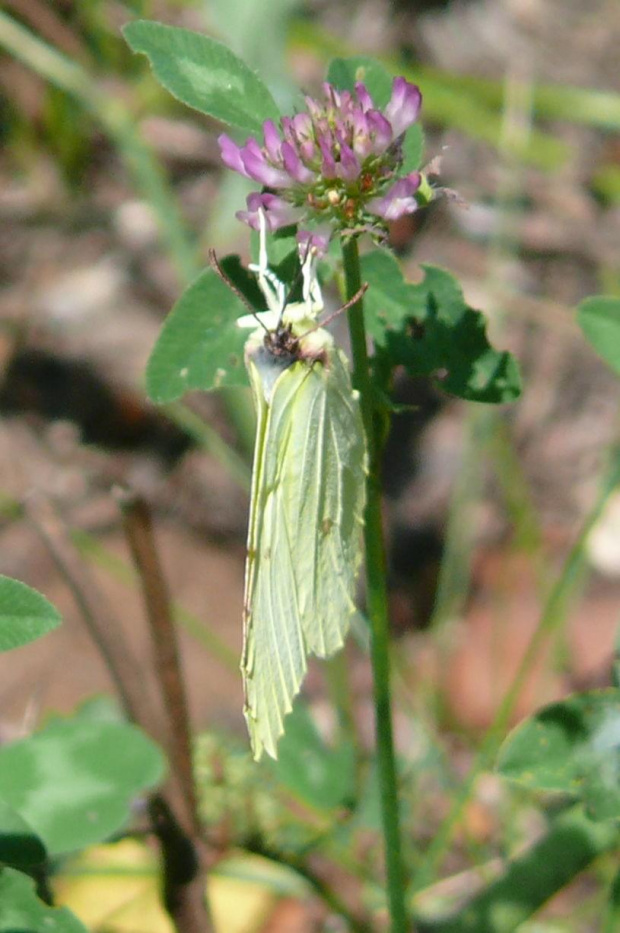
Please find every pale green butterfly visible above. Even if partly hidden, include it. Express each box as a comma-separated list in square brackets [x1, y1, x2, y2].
[236, 216, 367, 760]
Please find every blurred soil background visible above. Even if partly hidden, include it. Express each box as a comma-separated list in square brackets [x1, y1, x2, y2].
[1, 0, 620, 874]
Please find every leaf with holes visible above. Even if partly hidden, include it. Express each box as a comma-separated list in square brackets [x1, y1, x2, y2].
[361, 250, 521, 403]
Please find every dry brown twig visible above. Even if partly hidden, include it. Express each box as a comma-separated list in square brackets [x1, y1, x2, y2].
[25, 491, 213, 933]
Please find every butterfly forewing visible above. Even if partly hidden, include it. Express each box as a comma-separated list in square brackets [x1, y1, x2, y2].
[242, 337, 366, 760]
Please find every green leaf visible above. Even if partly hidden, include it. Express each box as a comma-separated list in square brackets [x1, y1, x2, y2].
[401, 123, 425, 174]
[270, 703, 356, 810]
[414, 806, 619, 933]
[0, 576, 61, 652]
[603, 866, 620, 933]
[577, 295, 620, 375]
[123, 20, 280, 134]
[209, 0, 299, 106]
[146, 263, 251, 403]
[0, 868, 87, 932]
[327, 56, 394, 108]
[0, 719, 165, 855]
[0, 798, 46, 868]
[361, 250, 521, 403]
[497, 689, 620, 820]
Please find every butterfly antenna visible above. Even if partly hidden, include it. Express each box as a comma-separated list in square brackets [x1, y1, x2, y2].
[208, 249, 270, 334]
[298, 283, 369, 338]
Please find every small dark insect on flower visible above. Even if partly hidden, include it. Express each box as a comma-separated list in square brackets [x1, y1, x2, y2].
[219, 77, 424, 246]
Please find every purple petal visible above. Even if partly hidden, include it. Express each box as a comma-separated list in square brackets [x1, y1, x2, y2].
[384, 77, 422, 138]
[236, 192, 301, 231]
[297, 228, 330, 257]
[304, 95, 322, 120]
[280, 116, 294, 141]
[355, 82, 374, 112]
[241, 138, 291, 187]
[262, 120, 282, 162]
[318, 136, 337, 179]
[291, 112, 313, 141]
[351, 111, 372, 158]
[218, 133, 250, 177]
[338, 88, 352, 111]
[336, 142, 361, 182]
[323, 82, 341, 109]
[281, 141, 315, 184]
[366, 111, 393, 155]
[367, 172, 421, 220]
[299, 138, 317, 163]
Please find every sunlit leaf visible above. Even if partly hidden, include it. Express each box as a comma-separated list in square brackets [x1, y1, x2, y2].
[146, 262, 251, 403]
[123, 20, 280, 134]
[327, 56, 394, 108]
[0, 719, 165, 854]
[0, 867, 87, 933]
[271, 702, 356, 810]
[497, 689, 620, 820]
[56, 841, 306, 933]
[401, 123, 425, 173]
[361, 250, 521, 403]
[577, 295, 620, 375]
[0, 798, 46, 868]
[414, 806, 619, 932]
[0, 575, 61, 652]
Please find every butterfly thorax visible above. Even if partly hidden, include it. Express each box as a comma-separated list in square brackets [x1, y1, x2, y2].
[246, 317, 333, 402]
[264, 322, 300, 364]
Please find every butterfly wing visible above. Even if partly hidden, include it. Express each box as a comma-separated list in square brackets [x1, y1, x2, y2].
[242, 348, 366, 760]
[286, 348, 366, 658]
[242, 359, 307, 760]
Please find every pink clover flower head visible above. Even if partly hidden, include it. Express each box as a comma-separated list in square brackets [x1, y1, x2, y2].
[217, 75, 424, 240]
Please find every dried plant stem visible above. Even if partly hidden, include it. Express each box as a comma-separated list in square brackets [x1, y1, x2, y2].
[114, 487, 199, 837]
[26, 493, 213, 933]
[115, 487, 212, 933]
[25, 494, 163, 733]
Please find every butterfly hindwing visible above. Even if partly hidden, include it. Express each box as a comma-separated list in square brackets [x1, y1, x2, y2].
[242, 348, 366, 760]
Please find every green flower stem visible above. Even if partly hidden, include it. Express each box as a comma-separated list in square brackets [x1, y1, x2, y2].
[341, 237, 408, 932]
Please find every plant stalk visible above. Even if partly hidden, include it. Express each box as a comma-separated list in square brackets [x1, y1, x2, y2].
[341, 237, 408, 932]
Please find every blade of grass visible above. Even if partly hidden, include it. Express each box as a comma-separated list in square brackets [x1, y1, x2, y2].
[163, 401, 251, 492]
[0, 12, 199, 284]
[414, 806, 620, 932]
[0, 11, 257, 464]
[412, 445, 620, 892]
